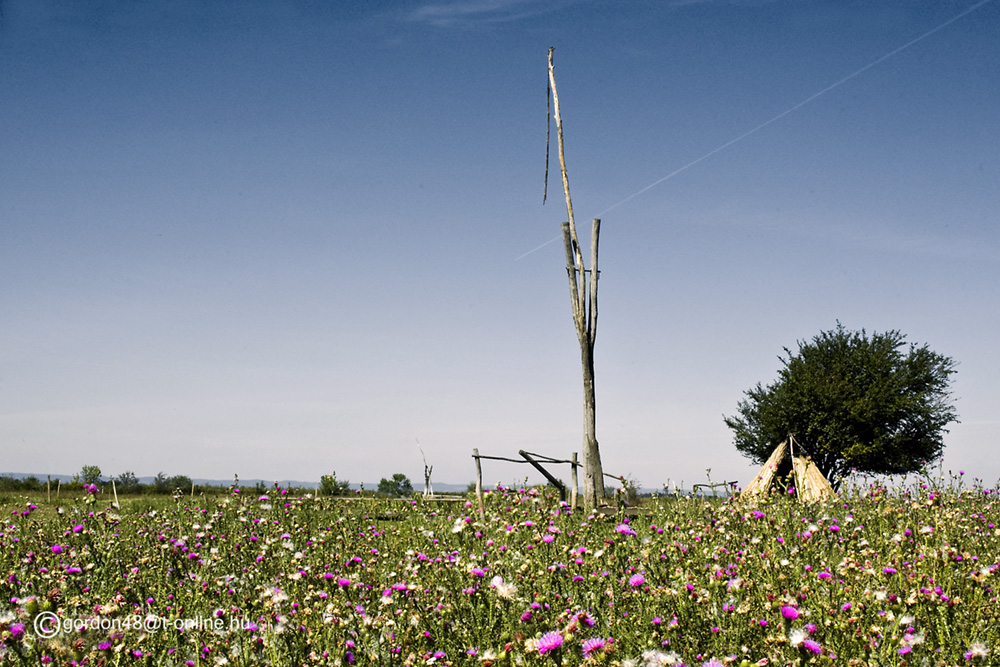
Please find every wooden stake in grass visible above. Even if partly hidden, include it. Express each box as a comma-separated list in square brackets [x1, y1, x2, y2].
[472, 448, 485, 518]
[112, 479, 120, 509]
[571, 452, 578, 512]
[547, 47, 606, 509]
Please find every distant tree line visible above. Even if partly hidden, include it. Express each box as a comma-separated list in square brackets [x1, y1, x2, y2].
[0, 466, 209, 496]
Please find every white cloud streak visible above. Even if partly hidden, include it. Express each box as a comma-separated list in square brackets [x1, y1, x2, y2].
[409, 0, 570, 27]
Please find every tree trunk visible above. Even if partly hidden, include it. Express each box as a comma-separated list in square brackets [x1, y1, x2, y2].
[550, 49, 605, 509]
[580, 340, 604, 508]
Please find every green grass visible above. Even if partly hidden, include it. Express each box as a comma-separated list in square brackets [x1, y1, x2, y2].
[1, 475, 998, 666]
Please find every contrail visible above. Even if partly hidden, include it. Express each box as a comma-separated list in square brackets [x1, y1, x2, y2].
[514, 236, 561, 262]
[516, 0, 994, 262]
[595, 0, 993, 218]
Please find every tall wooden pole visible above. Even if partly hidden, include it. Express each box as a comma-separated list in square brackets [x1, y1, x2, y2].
[472, 448, 485, 517]
[570, 452, 579, 511]
[549, 48, 606, 509]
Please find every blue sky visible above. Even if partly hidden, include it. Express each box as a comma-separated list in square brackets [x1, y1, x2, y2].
[2, 0, 998, 491]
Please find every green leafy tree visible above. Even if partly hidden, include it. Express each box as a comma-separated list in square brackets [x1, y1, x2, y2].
[80, 465, 103, 486]
[116, 471, 141, 494]
[169, 475, 193, 493]
[377, 473, 413, 498]
[21, 476, 42, 491]
[320, 473, 351, 496]
[724, 324, 958, 489]
[152, 472, 170, 494]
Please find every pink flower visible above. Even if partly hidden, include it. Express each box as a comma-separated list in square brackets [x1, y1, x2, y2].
[802, 639, 822, 654]
[628, 573, 645, 587]
[581, 637, 606, 657]
[538, 631, 563, 655]
[615, 523, 636, 536]
[781, 605, 800, 620]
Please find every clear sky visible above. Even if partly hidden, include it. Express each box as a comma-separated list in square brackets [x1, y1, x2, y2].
[2, 0, 998, 491]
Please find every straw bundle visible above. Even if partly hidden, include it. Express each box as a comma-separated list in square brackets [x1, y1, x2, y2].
[741, 436, 836, 502]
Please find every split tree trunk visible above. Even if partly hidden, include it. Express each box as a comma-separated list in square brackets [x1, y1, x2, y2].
[550, 47, 606, 509]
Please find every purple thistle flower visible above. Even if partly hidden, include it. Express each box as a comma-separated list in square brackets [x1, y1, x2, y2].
[537, 631, 563, 655]
[51, 544, 63, 554]
[615, 523, 636, 536]
[581, 637, 606, 657]
[628, 573, 645, 587]
[802, 639, 822, 655]
[883, 567, 897, 575]
[9, 623, 25, 641]
[781, 605, 800, 620]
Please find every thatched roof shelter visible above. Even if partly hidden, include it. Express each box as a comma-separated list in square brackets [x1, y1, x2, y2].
[741, 436, 836, 502]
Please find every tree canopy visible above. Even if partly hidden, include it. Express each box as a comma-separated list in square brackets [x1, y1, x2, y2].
[724, 324, 958, 488]
[378, 473, 414, 498]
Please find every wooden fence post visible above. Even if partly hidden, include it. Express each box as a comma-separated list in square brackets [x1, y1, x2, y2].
[473, 448, 485, 518]
[519, 450, 566, 502]
[571, 452, 578, 511]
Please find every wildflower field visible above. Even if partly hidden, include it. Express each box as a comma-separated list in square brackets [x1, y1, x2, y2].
[1, 474, 999, 667]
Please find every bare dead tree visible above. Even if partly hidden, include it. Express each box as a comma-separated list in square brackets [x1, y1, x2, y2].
[415, 438, 434, 498]
[547, 47, 606, 509]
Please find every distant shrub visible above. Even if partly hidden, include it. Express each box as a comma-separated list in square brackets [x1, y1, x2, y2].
[320, 473, 351, 496]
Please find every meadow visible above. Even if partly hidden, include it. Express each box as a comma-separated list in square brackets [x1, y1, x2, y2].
[1, 472, 998, 667]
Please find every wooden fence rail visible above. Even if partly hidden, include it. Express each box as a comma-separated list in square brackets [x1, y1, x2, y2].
[469, 448, 635, 516]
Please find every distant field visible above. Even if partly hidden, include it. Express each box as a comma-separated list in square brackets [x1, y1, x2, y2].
[1, 476, 998, 666]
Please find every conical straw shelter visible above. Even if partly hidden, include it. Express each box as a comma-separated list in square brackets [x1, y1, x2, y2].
[741, 435, 836, 502]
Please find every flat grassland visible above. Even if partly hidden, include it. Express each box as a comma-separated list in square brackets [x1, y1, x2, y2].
[1, 476, 998, 666]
